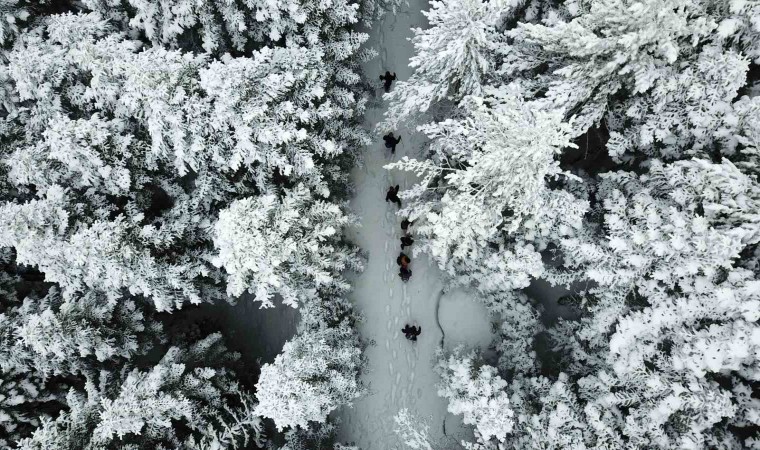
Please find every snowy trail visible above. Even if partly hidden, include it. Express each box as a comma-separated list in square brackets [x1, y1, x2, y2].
[334, 2, 493, 448]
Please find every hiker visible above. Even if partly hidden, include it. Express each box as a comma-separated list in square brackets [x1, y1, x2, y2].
[402, 324, 421, 341]
[401, 218, 414, 233]
[379, 71, 397, 92]
[399, 266, 412, 282]
[386, 185, 401, 208]
[383, 132, 402, 154]
[400, 236, 414, 249]
[396, 252, 410, 268]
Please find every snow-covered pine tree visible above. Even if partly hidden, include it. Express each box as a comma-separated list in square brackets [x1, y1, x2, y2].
[552, 158, 760, 448]
[254, 320, 365, 430]
[0, 11, 363, 310]
[83, 0, 364, 53]
[380, 0, 503, 130]
[504, 0, 760, 161]
[79, 0, 373, 173]
[435, 348, 514, 443]
[17, 333, 264, 449]
[212, 184, 362, 308]
[393, 409, 435, 450]
[386, 87, 587, 287]
[0, 0, 370, 448]
[0, 253, 171, 445]
[5, 288, 162, 377]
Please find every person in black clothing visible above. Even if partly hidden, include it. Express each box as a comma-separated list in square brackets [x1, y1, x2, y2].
[396, 252, 410, 267]
[383, 132, 402, 154]
[379, 71, 397, 92]
[386, 185, 401, 208]
[400, 236, 414, 249]
[401, 218, 414, 233]
[402, 324, 421, 341]
[399, 266, 412, 282]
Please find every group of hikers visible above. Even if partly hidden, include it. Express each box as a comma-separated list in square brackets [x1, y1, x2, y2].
[394, 218, 415, 282]
[397, 218, 419, 343]
[380, 70, 421, 343]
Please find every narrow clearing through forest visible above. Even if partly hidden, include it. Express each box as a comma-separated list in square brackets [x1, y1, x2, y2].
[333, 2, 493, 448]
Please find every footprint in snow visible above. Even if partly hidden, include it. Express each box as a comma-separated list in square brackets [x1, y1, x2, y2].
[385, 339, 390, 350]
[392, 349, 397, 359]
[388, 362, 394, 374]
[389, 287, 393, 297]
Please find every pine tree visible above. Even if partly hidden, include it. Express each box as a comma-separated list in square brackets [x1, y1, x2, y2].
[504, 0, 760, 160]
[380, 0, 503, 130]
[212, 184, 362, 307]
[0, 11, 366, 310]
[254, 321, 365, 430]
[17, 334, 264, 449]
[386, 87, 587, 285]
[435, 348, 514, 443]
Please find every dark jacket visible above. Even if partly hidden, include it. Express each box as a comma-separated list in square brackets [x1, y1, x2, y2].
[397, 253, 410, 266]
[386, 185, 400, 203]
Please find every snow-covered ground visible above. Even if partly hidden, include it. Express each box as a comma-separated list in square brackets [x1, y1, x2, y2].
[334, 3, 494, 448]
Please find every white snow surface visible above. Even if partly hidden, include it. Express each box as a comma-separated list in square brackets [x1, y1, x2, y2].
[334, 3, 494, 448]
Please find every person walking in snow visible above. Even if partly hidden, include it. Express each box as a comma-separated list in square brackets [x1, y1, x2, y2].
[402, 324, 421, 341]
[386, 185, 401, 208]
[400, 236, 414, 249]
[401, 218, 414, 233]
[399, 266, 412, 282]
[397, 252, 410, 268]
[383, 132, 402, 154]
[379, 71, 396, 92]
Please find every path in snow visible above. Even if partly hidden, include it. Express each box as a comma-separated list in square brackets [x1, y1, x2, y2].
[334, 3, 493, 448]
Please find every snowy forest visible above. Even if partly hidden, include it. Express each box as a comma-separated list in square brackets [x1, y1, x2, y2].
[0, 0, 758, 449]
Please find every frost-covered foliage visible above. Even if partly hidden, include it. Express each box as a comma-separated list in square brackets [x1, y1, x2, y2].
[386, 87, 586, 286]
[255, 321, 365, 430]
[540, 158, 760, 448]
[83, 0, 366, 54]
[380, 0, 503, 130]
[485, 291, 543, 376]
[212, 185, 362, 307]
[0, 254, 263, 447]
[505, 0, 760, 160]
[1, 288, 161, 377]
[388, 0, 760, 448]
[394, 409, 435, 450]
[275, 421, 356, 450]
[0, 11, 364, 311]
[0, 0, 32, 45]
[499, 373, 604, 450]
[436, 349, 514, 443]
[17, 334, 264, 449]
[0, 0, 369, 446]
[0, 369, 59, 448]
